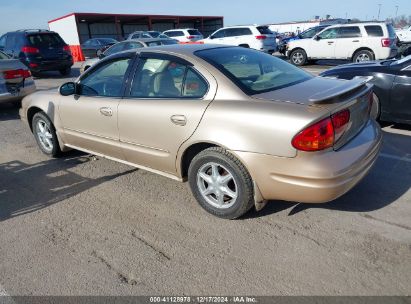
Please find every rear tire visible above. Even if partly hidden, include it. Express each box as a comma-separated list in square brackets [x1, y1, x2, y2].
[290, 49, 307, 66]
[353, 50, 375, 63]
[32, 112, 61, 157]
[371, 93, 381, 121]
[59, 68, 71, 76]
[188, 147, 254, 219]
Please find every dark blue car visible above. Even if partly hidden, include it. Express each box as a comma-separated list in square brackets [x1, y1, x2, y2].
[278, 25, 330, 55]
[0, 29, 73, 76]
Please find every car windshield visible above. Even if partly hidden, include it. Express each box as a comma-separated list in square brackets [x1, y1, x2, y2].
[196, 47, 312, 94]
[148, 32, 160, 38]
[391, 55, 411, 65]
[0, 51, 9, 60]
[27, 33, 64, 47]
[98, 38, 118, 44]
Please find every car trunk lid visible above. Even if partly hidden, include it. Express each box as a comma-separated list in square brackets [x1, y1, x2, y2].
[253, 77, 373, 150]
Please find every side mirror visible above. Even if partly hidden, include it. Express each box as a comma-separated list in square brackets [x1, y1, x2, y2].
[59, 82, 77, 96]
[209, 35, 215, 40]
[314, 35, 321, 41]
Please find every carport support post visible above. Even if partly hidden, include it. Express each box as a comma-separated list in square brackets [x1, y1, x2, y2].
[148, 17, 152, 31]
[115, 16, 123, 41]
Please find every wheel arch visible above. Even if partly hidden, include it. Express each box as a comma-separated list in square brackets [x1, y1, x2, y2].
[27, 106, 43, 132]
[352, 47, 375, 60]
[288, 47, 306, 59]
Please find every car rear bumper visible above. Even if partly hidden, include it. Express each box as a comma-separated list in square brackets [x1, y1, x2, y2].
[233, 119, 382, 203]
[0, 80, 36, 103]
[26, 59, 73, 72]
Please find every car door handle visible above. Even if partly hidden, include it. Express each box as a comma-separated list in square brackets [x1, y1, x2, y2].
[328, 41, 335, 44]
[100, 107, 113, 117]
[170, 115, 186, 126]
[352, 40, 360, 42]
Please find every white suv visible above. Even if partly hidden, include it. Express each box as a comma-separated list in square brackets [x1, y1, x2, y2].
[286, 22, 398, 66]
[202, 25, 277, 54]
[162, 29, 203, 42]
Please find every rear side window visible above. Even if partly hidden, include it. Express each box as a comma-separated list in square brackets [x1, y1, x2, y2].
[166, 31, 184, 37]
[188, 30, 202, 36]
[365, 26, 384, 37]
[212, 30, 225, 38]
[257, 26, 273, 34]
[27, 33, 65, 47]
[338, 27, 362, 38]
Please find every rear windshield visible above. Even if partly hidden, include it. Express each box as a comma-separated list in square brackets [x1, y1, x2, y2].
[188, 30, 202, 36]
[27, 33, 65, 47]
[365, 25, 383, 37]
[387, 24, 397, 38]
[257, 26, 273, 34]
[196, 47, 312, 94]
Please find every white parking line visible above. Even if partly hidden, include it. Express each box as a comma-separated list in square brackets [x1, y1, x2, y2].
[380, 153, 411, 163]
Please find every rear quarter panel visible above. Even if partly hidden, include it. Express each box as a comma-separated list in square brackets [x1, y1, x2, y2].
[181, 97, 330, 159]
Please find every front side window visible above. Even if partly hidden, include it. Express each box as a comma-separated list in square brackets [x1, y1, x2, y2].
[318, 28, 339, 39]
[195, 47, 312, 94]
[338, 27, 362, 38]
[130, 57, 207, 98]
[79, 57, 131, 97]
[300, 28, 317, 39]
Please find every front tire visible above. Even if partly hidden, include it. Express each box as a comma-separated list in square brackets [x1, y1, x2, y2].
[353, 50, 374, 63]
[32, 112, 61, 157]
[59, 68, 71, 76]
[371, 93, 381, 120]
[188, 147, 254, 219]
[290, 49, 307, 66]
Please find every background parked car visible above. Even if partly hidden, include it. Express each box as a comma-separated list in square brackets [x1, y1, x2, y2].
[80, 38, 178, 73]
[162, 29, 203, 42]
[287, 22, 398, 66]
[202, 25, 277, 54]
[0, 29, 73, 76]
[278, 25, 330, 55]
[320, 55, 411, 125]
[0, 50, 35, 103]
[81, 38, 118, 59]
[127, 31, 170, 40]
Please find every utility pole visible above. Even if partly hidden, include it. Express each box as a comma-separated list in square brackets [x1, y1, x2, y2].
[378, 4, 382, 20]
[395, 5, 399, 18]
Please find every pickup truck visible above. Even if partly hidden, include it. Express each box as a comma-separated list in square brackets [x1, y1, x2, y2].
[396, 26, 411, 43]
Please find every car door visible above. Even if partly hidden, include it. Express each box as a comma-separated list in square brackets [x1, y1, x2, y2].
[58, 54, 134, 159]
[334, 26, 362, 59]
[117, 53, 217, 175]
[310, 27, 339, 59]
[390, 65, 411, 121]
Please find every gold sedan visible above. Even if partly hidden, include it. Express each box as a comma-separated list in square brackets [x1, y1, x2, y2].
[20, 45, 382, 219]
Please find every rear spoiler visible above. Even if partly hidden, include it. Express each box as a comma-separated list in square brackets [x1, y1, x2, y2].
[309, 76, 373, 104]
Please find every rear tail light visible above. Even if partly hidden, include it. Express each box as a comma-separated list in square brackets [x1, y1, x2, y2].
[63, 45, 71, 54]
[381, 38, 391, 47]
[21, 46, 40, 54]
[255, 35, 267, 40]
[292, 109, 351, 152]
[3, 69, 31, 79]
[187, 35, 195, 39]
[331, 109, 350, 142]
[29, 63, 38, 68]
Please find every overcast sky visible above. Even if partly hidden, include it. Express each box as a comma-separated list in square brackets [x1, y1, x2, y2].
[1, 0, 410, 34]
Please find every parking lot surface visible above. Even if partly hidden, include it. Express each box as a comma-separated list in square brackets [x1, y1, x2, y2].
[0, 62, 410, 296]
